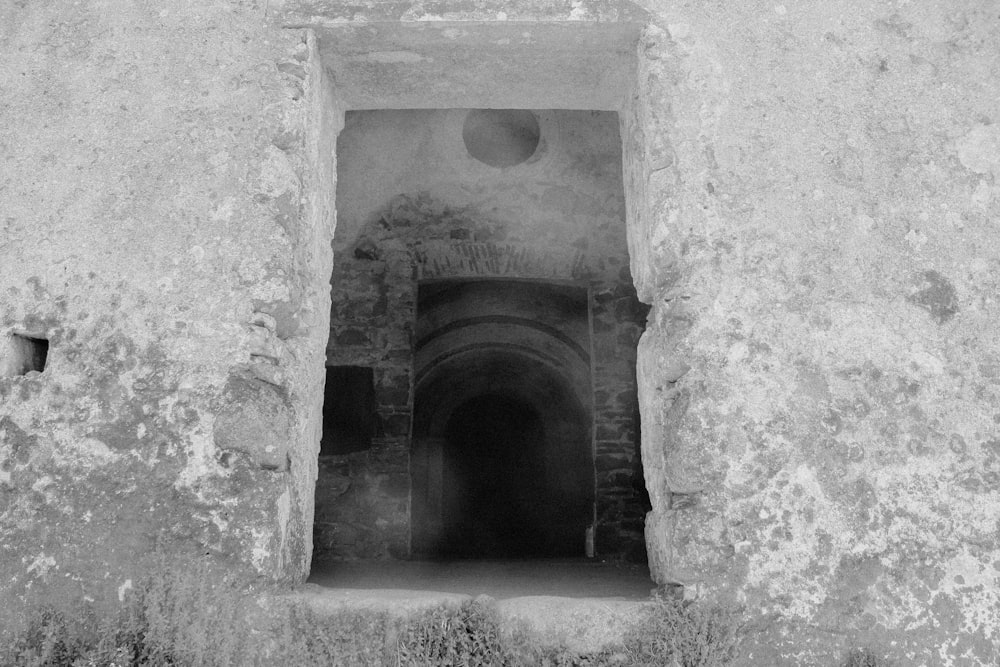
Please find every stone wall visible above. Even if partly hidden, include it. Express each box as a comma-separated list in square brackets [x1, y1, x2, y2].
[0, 0, 338, 620]
[1, 0, 998, 663]
[625, 1, 1000, 664]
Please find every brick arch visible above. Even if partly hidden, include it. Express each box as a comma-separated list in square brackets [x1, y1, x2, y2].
[411, 348, 593, 557]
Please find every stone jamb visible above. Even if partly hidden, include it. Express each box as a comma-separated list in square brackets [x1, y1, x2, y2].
[287, 4, 661, 571]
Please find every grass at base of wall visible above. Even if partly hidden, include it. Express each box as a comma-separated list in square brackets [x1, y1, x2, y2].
[840, 647, 894, 667]
[2, 563, 748, 666]
[3, 560, 259, 667]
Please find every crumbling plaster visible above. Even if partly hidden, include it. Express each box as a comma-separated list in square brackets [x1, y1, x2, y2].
[1, 0, 337, 619]
[624, 2, 1000, 664]
[1, 0, 998, 664]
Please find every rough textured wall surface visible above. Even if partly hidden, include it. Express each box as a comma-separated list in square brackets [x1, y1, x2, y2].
[627, 1, 1000, 664]
[0, 0, 336, 621]
[2, 0, 998, 663]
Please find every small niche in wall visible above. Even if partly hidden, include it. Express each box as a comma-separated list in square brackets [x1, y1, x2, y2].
[320, 366, 377, 455]
[463, 109, 541, 168]
[0, 334, 49, 378]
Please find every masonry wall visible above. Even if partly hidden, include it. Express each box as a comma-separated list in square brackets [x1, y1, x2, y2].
[626, 1, 1000, 664]
[1, 0, 998, 664]
[0, 1, 336, 622]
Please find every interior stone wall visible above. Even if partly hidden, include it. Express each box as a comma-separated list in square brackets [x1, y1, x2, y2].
[318, 109, 647, 561]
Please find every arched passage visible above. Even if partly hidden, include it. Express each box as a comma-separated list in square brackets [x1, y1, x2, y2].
[317, 108, 649, 565]
[442, 394, 548, 556]
[411, 280, 594, 558]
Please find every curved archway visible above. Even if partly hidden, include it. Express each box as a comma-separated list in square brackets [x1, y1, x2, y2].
[441, 394, 548, 556]
[411, 280, 594, 558]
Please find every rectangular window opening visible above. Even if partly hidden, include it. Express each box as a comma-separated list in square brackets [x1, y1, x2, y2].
[320, 365, 376, 455]
[1, 334, 49, 377]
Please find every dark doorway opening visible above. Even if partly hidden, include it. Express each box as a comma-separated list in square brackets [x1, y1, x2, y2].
[440, 394, 580, 558]
[410, 279, 595, 559]
[320, 366, 376, 456]
[315, 105, 649, 576]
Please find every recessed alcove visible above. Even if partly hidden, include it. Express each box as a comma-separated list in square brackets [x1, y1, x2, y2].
[313, 104, 648, 574]
[306, 10, 653, 596]
[320, 366, 376, 455]
[462, 109, 541, 167]
[0, 333, 49, 378]
[411, 279, 594, 559]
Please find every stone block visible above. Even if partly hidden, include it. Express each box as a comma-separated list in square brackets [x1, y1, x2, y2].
[379, 472, 410, 499]
[597, 470, 634, 489]
[213, 375, 295, 471]
[314, 468, 351, 505]
[496, 597, 652, 655]
[380, 413, 411, 437]
[595, 453, 632, 471]
[335, 328, 370, 346]
[595, 422, 626, 441]
[644, 510, 675, 587]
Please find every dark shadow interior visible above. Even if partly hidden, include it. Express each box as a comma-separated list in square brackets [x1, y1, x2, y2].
[440, 394, 580, 558]
[411, 280, 594, 559]
[320, 366, 376, 455]
[315, 107, 648, 571]
[3, 334, 48, 377]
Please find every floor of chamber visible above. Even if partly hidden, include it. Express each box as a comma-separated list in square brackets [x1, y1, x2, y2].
[307, 558, 653, 600]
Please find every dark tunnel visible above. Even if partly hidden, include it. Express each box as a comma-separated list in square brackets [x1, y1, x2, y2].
[441, 394, 555, 557]
[411, 280, 594, 558]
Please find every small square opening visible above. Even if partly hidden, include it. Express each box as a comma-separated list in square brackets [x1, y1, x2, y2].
[1, 334, 49, 377]
[320, 366, 376, 455]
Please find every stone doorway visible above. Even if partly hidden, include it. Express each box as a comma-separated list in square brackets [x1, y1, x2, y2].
[298, 4, 658, 584]
[312, 107, 650, 568]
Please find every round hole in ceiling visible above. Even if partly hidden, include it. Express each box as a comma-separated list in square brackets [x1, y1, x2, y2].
[462, 109, 541, 168]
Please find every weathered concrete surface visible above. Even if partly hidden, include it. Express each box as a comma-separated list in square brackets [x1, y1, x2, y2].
[282, 584, 472, 616]
[314, 21, 641, 111]
[625, 1, 1000, 665]
[275, 0, 648, 25]
[1, 0, 998, 664]
[265, 586, 651, 656]
[0, 0, 337, 622]
[496, 595, 652, 655]
[306, 557, 654, 600]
